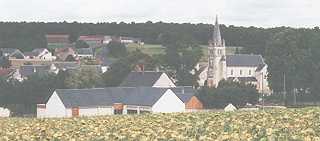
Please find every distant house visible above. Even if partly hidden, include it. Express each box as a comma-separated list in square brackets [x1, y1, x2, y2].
[120, 36, 143, 45]
[0, 107, 10, 117]
[78, 35, 104, 48]
[54, 47, 77, 61]
[46, 34, 70, 49]
[0, 48, 25, 59]
[120, 72, 176, 88]
[76, 48, 94, 59]
[103, 36, 113, 44]
[37, 87, 203, 118]
[19, 64, 58, 79]
[24, 48, 56, 61]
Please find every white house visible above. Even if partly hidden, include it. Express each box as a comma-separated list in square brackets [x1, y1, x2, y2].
[0, 107, 10, 117]
[24, 48, 56, 61]
[37, 87, 201, 118]
[198, 16, 270, 93]
[120, 72, 176, 88]
[37, 87, 202, 118]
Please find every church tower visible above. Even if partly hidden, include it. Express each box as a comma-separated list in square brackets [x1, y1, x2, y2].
[207, 16, 227, 87]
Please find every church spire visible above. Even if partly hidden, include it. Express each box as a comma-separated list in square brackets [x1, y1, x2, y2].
[213, 15, 223, 47]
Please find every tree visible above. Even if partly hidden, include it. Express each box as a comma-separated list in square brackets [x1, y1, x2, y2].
[75, 40, 89, 48]
[159, 32, 203, 87]
[102, 50, 154, 87]
[198, 80, 259, 109]
[107, 41, 127, 58]
[65, 68, 101, 89]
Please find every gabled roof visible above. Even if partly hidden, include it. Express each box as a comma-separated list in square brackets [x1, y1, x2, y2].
[255, 64, 266, 72]
[0, 48, 24, 58]
[226, 54, 264, 67]
[120, 72, 164, 87]
[54, 87, 169, 108]
[32, 48, 48, 56]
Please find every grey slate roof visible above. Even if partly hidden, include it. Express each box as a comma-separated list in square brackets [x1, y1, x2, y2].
[19, 65, 51, 77]
[226, 55, 264, 67]
[0, 48, 24, 58]
[55, 87, 169, 108]
[120, 72, 164, 87]
[54, 62, 80, 70]
[171, 87, 196, 103]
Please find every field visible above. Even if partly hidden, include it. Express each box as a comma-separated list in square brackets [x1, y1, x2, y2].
[1, 108, 320, 141]
[127, 44, 242, 61]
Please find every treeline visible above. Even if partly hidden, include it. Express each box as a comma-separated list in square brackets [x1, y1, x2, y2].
[0, 21, 319, 54]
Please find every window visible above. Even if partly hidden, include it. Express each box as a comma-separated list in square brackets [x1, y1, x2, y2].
[231, 70, 234, 75]
[249, 70, 252, 75]
[240, 70, 243, 75]
[114, 109, 123, 115]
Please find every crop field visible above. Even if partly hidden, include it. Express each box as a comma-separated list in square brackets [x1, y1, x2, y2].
[0, 108, 320, 141]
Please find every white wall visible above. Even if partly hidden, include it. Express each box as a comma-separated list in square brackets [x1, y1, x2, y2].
[79, 107, 113, 116]
[0, 107, 10, 117]
[153, 73, 176, 88]
[152, 89, 185, 113]
[198, 67, 208, 86]
[227, 66, 257, 78]
[39, 92, 69, 118]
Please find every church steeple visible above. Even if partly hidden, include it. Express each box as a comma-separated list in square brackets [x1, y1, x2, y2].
[213, 15, 223, 47]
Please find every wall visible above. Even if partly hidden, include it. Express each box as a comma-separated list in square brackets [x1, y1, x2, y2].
[152, 89, 185, 113]
[185, 96, 203, 110]
[39, 92, 69, 118]
[153, 73, 176, 88]
[227, 66, 257, 78]
[79, 107, 113, 117]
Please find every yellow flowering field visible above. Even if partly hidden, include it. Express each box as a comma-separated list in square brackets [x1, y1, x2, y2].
[0, 108, 320, 141]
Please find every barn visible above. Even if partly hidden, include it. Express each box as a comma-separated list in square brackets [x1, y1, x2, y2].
[37, 87, 203, 118]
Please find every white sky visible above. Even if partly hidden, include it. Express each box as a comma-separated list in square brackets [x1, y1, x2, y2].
[0, 0, 319, 27]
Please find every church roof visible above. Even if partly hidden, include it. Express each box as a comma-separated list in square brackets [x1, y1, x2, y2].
[226, 54, 264, 67]
[212, 16, 223, 47]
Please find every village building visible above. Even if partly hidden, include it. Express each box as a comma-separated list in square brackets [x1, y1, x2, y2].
[199, 16, 270, 93]
[19, 64, 58, 79]
[37, 87, 203, 118]
[0, 48, 25, 59]
[78, 35, 105, 48]
[46, 34, 70, 49]
[54, 47, 77, 61]
[120, 72, 176, 88]
[24, 48, 56, 61]
[76, 48, 95, 59]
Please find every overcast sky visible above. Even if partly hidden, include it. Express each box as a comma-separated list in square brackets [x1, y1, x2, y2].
[0, 0, 319, 27]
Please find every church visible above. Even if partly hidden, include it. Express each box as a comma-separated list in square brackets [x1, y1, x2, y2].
[198, 16, 270, 93]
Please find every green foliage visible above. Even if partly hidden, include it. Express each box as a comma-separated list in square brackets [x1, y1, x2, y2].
[159, 32, 203, 87]
[102, 50, 154, 87]
[65, 68, 102, 89]
[75, 40, 89, 48]
[198, 80, 259, 109]
[265, 28, 320, 101]
[107, 41, 127, 58]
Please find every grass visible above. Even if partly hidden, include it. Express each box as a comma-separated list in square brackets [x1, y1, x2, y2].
[127, 43, 243, 61]
[0, 108, 319, 140]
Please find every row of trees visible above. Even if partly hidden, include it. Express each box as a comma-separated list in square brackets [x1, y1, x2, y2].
[1, 21, 319, 54]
